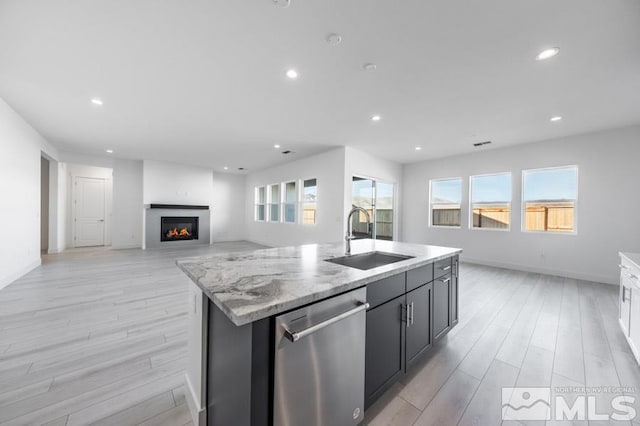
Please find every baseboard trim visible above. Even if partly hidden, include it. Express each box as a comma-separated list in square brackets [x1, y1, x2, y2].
[462, 256, 616, 285]
[0, 259, 42, 291]
[111, 244, 142, 250]
[184, 373, 206, 426]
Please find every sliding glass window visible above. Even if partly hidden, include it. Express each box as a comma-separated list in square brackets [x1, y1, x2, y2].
[283, 181, 297, 223]
[430, 178, 462, 227]
[470, 173, 511, 230]
[302, 179, 317, 225]
[522, 166, 578, 234]
[268, 183, 280, 222]
[255, 187, 265, 221]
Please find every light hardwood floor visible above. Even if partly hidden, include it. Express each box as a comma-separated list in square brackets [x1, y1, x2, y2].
[1, 243, 637, 425]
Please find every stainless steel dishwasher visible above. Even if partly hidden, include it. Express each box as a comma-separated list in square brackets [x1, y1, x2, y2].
[274, 287, 368, 426]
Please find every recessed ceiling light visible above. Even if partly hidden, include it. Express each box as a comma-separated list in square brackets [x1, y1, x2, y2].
[272, 0, 291, 7]
[536, 47, 560, 61]
[223, 166, 229, 170]
[105, 149, 113, 154]
[415, 146, 422, 151]
[363, 63, 377, 72]
[274, 144, 281, 149]
[285, 69, 299, 79]
[550, 116, 563, 122]
[371, 115, 381, 122]
[91, 98, 103, 106]
[326, 33, 342, 45]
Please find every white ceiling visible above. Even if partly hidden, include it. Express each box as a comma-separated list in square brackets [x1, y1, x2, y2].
[1, 0, 639, 172]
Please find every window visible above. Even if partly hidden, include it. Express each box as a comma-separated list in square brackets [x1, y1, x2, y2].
[430, 178, 462, 227]
[302, 179, 317, 225]
[283, 181, 296, 223]
[351, 177, 396, 240]
[522, 165, 578, 233]
[470, 173, 511, 230]
[268, 184, 280, 222]
[255, 186, 265, 221]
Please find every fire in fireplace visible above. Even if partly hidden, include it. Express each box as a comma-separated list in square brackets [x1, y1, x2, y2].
[161, 216, 199, 242]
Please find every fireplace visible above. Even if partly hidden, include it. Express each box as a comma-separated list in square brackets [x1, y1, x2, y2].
[161, 216, 199, 242]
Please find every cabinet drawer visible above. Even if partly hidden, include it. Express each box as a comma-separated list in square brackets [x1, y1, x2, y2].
[434, 257, 453, 279]
[407, 264, 434, 292]
[367, 273, 406, 309]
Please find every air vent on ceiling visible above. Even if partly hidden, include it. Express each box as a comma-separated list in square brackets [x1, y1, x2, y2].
[282, 150, 295, 155]
[473, 141, 492, 147]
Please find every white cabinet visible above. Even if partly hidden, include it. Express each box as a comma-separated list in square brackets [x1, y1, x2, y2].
[619, 252, 640, 364]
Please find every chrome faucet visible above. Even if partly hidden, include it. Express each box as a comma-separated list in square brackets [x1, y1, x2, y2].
[346, 206, 371, 255]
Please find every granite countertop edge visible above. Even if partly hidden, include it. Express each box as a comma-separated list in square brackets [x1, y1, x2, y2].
[177, 241, 462, 326]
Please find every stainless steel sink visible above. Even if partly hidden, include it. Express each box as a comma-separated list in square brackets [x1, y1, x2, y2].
[325, 251, 415, 271]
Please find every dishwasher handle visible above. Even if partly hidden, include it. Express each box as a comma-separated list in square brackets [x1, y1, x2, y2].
[283, 301, 370, 342]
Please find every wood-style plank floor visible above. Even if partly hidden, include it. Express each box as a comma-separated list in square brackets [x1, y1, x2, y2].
[1, 243, 636, 425]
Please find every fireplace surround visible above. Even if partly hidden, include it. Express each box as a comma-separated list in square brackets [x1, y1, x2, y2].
[144, 204, 210, 249]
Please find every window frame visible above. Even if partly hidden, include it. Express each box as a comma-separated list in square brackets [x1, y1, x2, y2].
[521, 165, 579, 235]
[255, 186, 266, 222]
[282, 180, 297, 224]
[429, 177, 463, 229]
[469, 172, 512, 232]
[267, 183, 281, 223]
[301, 177, 318, 226]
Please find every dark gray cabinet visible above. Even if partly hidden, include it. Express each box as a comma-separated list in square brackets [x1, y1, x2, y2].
[406, 282, 432, 367]
[365, 294, 405, 407]
[433, 273, 452, 340]
[364, 256, 458, 408]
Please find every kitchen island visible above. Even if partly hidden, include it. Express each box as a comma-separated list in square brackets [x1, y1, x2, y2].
[177, 239, 462, 426]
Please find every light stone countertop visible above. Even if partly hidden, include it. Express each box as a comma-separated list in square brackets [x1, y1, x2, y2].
[177, 239, 462, 326]
[620, 252, 640, 269]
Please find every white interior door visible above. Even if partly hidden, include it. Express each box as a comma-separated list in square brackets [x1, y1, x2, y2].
[74, 177, 106, 247]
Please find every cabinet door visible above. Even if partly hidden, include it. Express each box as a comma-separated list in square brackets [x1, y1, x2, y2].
[365, 295, 405, 408]
[406, 283, 432, 367]
[620, 283, 631, 337]
[451, 256, 459, 326]
[433, 274, 452, 340]
[628, 282, 640, 358]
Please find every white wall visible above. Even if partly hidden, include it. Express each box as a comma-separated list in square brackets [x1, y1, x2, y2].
[143, 160, 246, 244]
[0, 97, 58, 289]
[40, 157, 50, 251]
[402, 125, 640, 284]
[112, 159, 144, 249]
[48, 161, 67, 253]
[143, 160, 214, 206]
[245, 148, 346, 247]
[344, 147, 404, 237]
[212, 172, 246, 242]
[65, 163, 113, 247]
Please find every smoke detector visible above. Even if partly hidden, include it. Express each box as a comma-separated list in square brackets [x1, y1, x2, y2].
[326, 33, 342, 45]
[363, 63, 377, 72]
[273, 0, 291, 8]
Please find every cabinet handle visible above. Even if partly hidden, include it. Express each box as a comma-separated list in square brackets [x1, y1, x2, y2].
[441, 265, 451, 271]
[410, 303, 414, 326]
[623, 286, 628, 302]
[440, 277, 451, 284]
[631, 274, 639, 281]
[454, 260, 459, 278]
[406, 302, 414, 328]
[282, 301, 369, 342]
